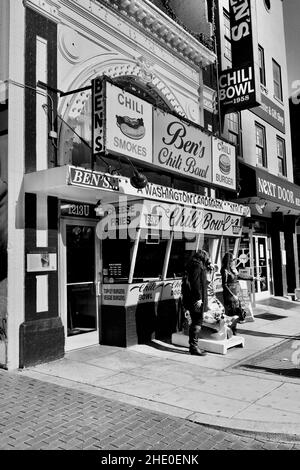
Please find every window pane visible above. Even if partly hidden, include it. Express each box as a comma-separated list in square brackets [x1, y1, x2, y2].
[228, 131, 238, 146]
[256, 127, 263, 146]
[273, 60, 282, 100]
[258, 46, 265, 85]
[277, 139, 283, 156]
[278, 158, 284, 175]
[256, 148, 263, 166]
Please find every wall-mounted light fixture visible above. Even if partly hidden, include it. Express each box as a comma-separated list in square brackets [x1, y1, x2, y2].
[122, 156, 148, 190]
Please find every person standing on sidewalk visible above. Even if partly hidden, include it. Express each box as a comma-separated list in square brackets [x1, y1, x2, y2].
[221, 252, 260, 335]
[184, 250, 211, 356]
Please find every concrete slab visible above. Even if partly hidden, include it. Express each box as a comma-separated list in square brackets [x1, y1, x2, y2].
[92, 372, 176, 400]
[131, 362, 226, 386]
[157, 386, 250, 418]
[28, 358, 118, 384]
[255, 382, 300, 414]
[234, 403, 300, 425]
[65, 345, 121, 362]
[130, 343, 238, 370]
[176, 373, 282, 402]
[87, 350, 163, 371]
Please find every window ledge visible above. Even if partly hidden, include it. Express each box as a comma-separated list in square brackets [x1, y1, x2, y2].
[277, 173, 288, 179]
[273, 95, 284, 106]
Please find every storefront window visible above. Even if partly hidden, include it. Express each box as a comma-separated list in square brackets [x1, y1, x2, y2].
[134, 239, 168, 280]
[102, 239, 133, 282]
[167, 240, 191, 278]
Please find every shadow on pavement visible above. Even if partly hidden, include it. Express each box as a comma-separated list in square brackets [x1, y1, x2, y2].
[145, 340, 189, 355]
[239, 364, 300, 379]
[240, 330, 300, 340]
[257, 299, 299, 310]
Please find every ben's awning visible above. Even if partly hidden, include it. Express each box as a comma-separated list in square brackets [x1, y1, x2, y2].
[24, 164, 250, 218]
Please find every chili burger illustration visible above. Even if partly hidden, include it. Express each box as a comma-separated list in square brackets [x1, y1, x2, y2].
[218, 153, 231, 175]
[116, 115, 145, 140]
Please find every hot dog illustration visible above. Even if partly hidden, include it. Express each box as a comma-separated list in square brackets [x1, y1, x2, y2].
[116, 115, 145, 140]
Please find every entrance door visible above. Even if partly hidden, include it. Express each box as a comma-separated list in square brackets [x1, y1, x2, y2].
[253, 236, 271, 300]
[60, 219, 101, 351]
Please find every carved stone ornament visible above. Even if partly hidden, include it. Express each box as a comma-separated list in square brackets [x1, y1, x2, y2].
[58, 26, 81, 64]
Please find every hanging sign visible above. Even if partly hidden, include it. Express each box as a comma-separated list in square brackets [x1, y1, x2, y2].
[212, 137, 236, 190]
[104, 82, 153, 164]
[153, 108, 212, 184]
[218, 0, 261, 113]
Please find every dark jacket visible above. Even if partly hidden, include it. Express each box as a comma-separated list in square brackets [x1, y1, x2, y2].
[187, 257, 208, 313]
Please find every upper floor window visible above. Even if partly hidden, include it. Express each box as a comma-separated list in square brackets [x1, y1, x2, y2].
[255, 123, 267, 167]
[226, 112, 242, 157]
[272, 59, 283, 101]
[223, 10, 232, 65]
[277, 136, 286, 176]
[258, 45, 266, 86]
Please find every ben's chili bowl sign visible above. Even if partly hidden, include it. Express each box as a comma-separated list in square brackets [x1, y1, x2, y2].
[153, 109, 212, 183]
[96, 200, 243, 240]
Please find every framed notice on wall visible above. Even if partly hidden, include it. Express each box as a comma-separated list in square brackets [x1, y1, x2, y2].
[27, 253, 57, 272]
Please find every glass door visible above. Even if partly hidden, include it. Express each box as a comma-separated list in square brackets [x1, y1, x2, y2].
[60, 219, 101, 350]
[253, 235, 271, 300]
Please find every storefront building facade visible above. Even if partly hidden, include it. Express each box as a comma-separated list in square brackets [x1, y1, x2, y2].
[0, 0, 264, 370]
[216, 0, 300, 300]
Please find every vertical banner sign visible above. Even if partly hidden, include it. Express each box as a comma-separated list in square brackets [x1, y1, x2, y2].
[92, 77, 104, 156]
[219, 0, 261, 113]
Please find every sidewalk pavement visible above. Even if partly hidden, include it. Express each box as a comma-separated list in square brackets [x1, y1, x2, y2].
[20, 297, 300, 441]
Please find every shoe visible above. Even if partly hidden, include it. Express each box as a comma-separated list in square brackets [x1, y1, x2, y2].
[238, 319, 246, 324]
[189, 348, 207, 356]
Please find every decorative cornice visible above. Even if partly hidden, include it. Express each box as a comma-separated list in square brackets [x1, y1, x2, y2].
[23, 0, 61, 23]
[93, 0, 216, 67]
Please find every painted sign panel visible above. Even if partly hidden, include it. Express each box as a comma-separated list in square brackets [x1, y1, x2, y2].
[219, 0, 261, 113]
[229, 0, 256, 66]
[219, 64, 260, 112]
[67, 165, 250, 217]
[153, 108, 212, 184]
[92, 77, 104, 155]
[256, 168, 300, 210]
[102, 279, 182, 306]
[68, 166, 119, 192]
[105, 82, 153, 164]
[96, 200, 243, 238]
[212, 137, 236, 190]
[251, 92, 285, 133]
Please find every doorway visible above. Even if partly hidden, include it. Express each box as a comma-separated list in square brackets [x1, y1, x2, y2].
[60, 219, 101, 351]
[253, 235, 271, 300]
